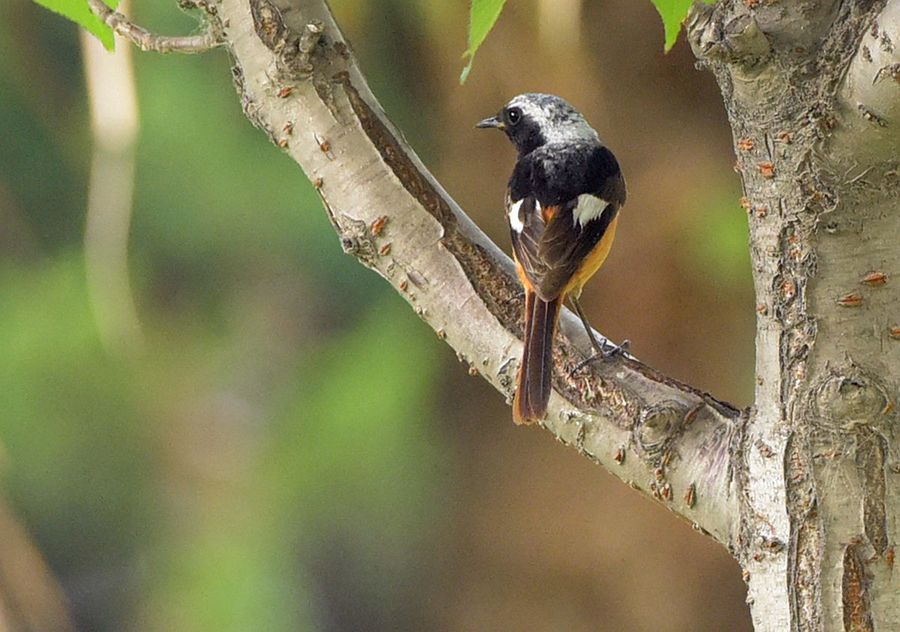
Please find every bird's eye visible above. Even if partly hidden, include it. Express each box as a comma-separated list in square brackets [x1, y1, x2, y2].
[506, 107, 522, 126]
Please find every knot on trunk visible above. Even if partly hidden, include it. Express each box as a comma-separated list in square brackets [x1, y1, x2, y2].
[687, 4, 771, 68]
[812, 365, 893, 431]
[635, 401, 687, 458]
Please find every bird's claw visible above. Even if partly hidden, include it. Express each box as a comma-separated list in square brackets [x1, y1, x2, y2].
[570, 339, 630, 374]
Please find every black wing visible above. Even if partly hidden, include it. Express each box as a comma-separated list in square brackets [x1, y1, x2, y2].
[507, 144, 626, 300]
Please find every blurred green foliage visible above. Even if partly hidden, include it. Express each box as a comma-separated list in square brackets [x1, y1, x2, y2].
[683, 184, 752, 288]
[0, 2, 444, 629]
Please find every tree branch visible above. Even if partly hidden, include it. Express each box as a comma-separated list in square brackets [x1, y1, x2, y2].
[176, 0, 746, 546]
[88, 0, 220, 54]
[88, 0, 745, 552]
[832, 0, 900, 162]
[97, 0, 900, 627]
[81, 20, 144, 356]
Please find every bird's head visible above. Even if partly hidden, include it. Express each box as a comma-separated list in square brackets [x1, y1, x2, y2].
[476, 93, 598, 156]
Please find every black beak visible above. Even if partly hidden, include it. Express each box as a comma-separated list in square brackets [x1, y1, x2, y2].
[475, 116, 504, 130]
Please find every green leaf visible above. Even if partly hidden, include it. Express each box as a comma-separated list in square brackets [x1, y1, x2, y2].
[30, 0, 120, 51]
[650, 0, 716, 52]
[460, 0, 508, 84]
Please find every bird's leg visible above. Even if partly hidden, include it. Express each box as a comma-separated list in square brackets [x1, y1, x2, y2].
[568, 296, 629, 373]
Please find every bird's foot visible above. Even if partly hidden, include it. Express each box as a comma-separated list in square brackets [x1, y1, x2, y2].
[570, 339, 630, 374]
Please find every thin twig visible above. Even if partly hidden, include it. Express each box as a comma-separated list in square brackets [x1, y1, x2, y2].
[87, 0, 219, 54]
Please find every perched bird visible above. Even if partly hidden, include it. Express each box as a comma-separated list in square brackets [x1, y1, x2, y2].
[477, 93, 627, 425]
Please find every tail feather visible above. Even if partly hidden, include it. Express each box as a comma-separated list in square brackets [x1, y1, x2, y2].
[513, 291, 561, 425]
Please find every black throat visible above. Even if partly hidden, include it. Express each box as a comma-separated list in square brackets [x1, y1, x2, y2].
[506, 120, 546, 157]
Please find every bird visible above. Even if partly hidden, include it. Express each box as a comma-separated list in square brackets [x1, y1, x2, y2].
[477, 93, 627, 425]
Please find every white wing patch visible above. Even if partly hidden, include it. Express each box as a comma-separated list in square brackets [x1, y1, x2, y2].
[508, 198, 525, 233]
[572, 194, 609, 227]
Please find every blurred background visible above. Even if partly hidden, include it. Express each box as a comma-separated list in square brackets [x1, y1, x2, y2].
[0, 0, 755, 630]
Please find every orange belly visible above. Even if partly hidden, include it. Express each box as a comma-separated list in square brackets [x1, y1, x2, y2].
[563, 214, 619, 297]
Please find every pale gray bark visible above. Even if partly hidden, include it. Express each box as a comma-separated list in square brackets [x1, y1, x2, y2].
[688, 1, 899, 630]
[93, 0, 900, 629]
[199, 0, 745, 545]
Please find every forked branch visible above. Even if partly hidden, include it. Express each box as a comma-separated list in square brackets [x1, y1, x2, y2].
[102, 0, 747, 548]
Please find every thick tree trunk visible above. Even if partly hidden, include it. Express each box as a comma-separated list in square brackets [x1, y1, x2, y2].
[689, 1, 900, 630]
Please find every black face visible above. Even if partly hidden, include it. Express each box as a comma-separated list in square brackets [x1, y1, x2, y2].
[500, 105, 545, 156]
[477, 105, 546, 156]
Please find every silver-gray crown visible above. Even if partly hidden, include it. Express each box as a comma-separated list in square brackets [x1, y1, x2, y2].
[506, 93, 599, 144]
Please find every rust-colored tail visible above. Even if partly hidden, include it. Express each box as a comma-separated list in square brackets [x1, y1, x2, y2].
[513, 290, 561, 425]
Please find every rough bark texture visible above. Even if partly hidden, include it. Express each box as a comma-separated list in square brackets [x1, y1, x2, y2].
[124, 0, 898, 629]
[688, 1, 899, 630]
[196, 0, 747, 545]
